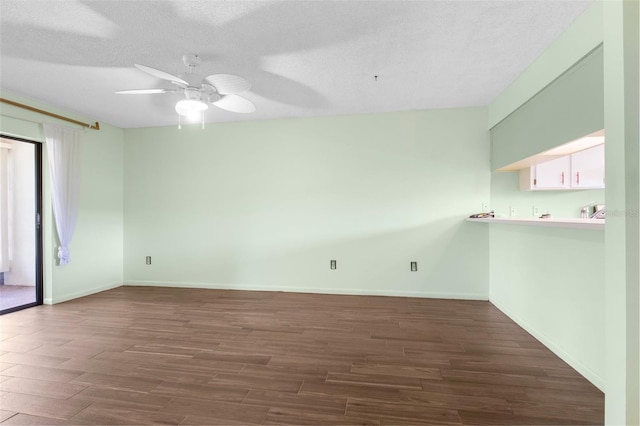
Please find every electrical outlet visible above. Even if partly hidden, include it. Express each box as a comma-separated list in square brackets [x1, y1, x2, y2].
[410, 261, 418, 272]
[145, 256, 151, 265]
[533, 206, 540, 216]
[482, 202, 489, 212]
[330, 260, 336, 270]
[510, 206, 516, 217]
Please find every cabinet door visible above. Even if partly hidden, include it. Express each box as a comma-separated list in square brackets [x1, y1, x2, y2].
[534, 156, 571, 189]
[571, 144, 605, 188]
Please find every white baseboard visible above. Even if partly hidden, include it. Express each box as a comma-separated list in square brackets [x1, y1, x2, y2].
[46, 282, 123, 305]
[490, 297, 605, 392]
[124, 280, 488, 301]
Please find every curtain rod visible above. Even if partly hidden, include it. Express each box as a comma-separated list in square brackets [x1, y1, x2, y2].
[0, 97, 100, 130]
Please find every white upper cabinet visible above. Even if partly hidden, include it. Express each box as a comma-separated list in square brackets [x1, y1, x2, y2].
[519, 156, 570, 190]
[535, 156, 572, 189]
[519, 144, 605, 191]
[570, 144, 605, 189]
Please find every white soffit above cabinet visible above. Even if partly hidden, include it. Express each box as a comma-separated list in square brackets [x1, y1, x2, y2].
[497, 129, 605, 172]
[0, 0, 593, 128]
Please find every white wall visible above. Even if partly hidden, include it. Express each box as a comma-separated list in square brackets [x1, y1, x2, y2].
[4, 140, 36, 286]
[124, 107, 490, 299]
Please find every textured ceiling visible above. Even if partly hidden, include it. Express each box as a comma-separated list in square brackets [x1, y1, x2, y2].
[0, 0, 592, 129]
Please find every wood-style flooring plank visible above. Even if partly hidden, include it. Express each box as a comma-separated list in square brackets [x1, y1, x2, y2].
[242, 389, 347, 415]
[420, 378, 528, 400]
[0, 286, 604, 425]
[326, 372, 423, 390]
[193, 351, 272, 365]
[0, 413, 67, 425]
[27, 343, 105, 359]
[346, 398, 462, 425]
[351, 361, 443, 380]
[56, 358, 139, 376]
[159, 398, 269, 424]
[264, 407, 382, 425]
[179, 414, 255, 425]
[208, 373, 303, 393]
[0, 409, 17, 422]
[0, 392, 89, 420]
[299, 380, 407, 402]
[0, 340, 43, 353]
[0, 377, 87, 400]
[69, 386, 172, 411]
[71, 373, 162, 393]
[150, 381, 249, 403]
[67, 403, 185, 426]
[0, 365, 83, 383]
[457, 409, 586, 425]
[237, 363, 339, 383]
[0, 353, 68, 368]
[0, 363, 16, 373]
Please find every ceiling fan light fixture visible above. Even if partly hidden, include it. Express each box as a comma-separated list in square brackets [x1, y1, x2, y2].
[118, 55, 254, 122]
[175, 99, 208, 120]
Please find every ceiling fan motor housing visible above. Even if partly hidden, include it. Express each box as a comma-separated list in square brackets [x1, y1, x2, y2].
[184, 87, 202, 101]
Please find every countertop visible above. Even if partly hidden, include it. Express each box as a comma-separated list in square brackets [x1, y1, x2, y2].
[466, 216, 604, 230]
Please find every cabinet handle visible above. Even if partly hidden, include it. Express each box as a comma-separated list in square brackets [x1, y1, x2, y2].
[576, 172, 580, 185]
[561, 172, 564, 185]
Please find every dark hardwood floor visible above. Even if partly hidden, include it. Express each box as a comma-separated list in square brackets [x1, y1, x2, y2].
[0, 286, 604, 425]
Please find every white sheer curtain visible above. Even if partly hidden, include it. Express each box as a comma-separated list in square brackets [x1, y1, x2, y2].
[43, 124, 83, 266]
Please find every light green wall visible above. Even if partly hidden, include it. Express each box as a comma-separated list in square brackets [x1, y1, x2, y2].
[490, 46, 604, 170]
[489, 170, 605, 389]
[488, 1, 603, 128]
[486, 0, 607, 393]
[51, 122, 124, 302]
[489, 1, 640, 422]
[0, 92, 124, 303]
[124, 108, 490, 299]
[489, 224, 604, 389]
[602, 1, 640, 424]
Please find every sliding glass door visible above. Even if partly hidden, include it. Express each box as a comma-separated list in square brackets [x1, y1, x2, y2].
[0, 135, 43, 314]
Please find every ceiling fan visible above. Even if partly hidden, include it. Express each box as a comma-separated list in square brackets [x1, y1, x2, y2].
[116, 54, 255, 120]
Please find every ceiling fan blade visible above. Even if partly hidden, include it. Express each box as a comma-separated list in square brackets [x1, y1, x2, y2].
[213, 95, 256, 113]
[205, 74, 251, 95]
[116, 88, 170, 94]
[135, 64, 189, 86]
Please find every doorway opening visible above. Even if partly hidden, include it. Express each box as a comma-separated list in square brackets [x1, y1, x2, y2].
[0, 135, 43, 314]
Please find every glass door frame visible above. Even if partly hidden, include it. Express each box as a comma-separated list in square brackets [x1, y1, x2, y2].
[0, 134, 43, 314]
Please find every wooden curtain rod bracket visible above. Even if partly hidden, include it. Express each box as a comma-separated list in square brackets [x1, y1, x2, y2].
[0, 97, 100, 130]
